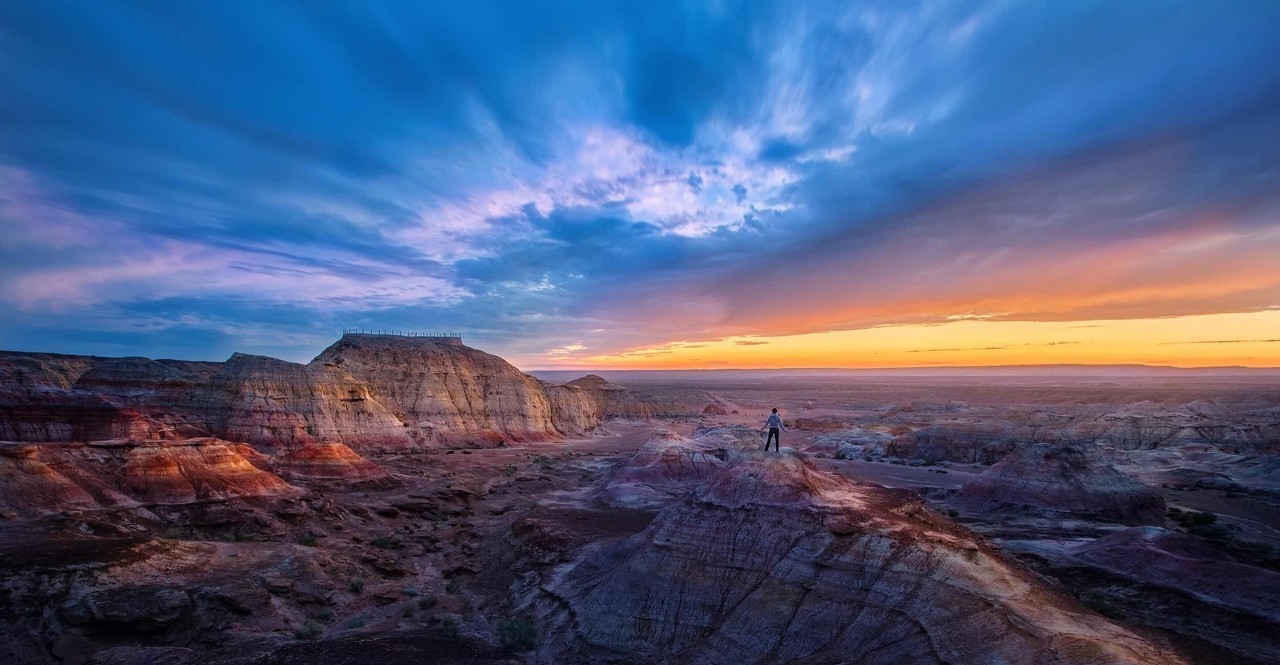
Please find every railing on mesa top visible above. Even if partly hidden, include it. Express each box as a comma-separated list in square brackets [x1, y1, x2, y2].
[341, 328, 462, 341]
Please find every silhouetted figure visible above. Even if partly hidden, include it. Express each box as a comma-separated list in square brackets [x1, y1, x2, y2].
[762, 407, 787, 451]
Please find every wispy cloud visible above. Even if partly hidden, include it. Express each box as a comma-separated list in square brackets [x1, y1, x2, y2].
[1, 2, 1279, 364]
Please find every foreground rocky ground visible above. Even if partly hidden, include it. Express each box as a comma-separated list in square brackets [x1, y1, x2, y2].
[2, 350, 1277, 664]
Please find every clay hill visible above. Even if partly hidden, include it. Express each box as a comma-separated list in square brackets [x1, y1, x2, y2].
[956, 443, 1166, 525]
[597, 426, 761, 509]
[0, 438, 301, 520]
[542, 451, 1185, 664]
[0, 333, 664, 451]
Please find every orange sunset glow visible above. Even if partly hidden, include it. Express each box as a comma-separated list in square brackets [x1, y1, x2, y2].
[566, 311, 1280, 369]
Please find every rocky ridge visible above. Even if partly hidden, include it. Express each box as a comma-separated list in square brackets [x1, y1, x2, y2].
[542, 451, 1185, 664]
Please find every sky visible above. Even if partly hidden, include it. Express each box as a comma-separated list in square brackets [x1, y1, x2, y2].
[2, 0, 1279, 369]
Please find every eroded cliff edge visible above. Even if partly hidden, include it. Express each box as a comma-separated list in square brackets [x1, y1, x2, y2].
[0, 333, 664, 450]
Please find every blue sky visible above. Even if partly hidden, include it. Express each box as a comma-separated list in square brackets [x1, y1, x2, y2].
[2, 1, 1279, 367]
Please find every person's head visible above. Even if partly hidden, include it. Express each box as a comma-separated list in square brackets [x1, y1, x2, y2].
[771, 407, 778, 413]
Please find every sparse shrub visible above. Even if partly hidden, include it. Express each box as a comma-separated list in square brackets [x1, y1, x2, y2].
[530, 454, 553, 469]
[401, 585, 419, 596]
[440, 617, 459, 639]
[1189, 523, 1231, 541]
[315, 609, 334, 623]
[347, 617, 365, 629]
[445, 578, 461, 594]
[297, 533, 318, 546]
[220, 527, 258, 542]
[1236, 541, 1274, 556]
[403, 604, 414, 618]
[293, 620, 323, 640]
[372, 535, 402, 549]
[1081, 593, 1125, 621]
[418, 595, 438, 610]
[497, 616, 537, 651]
[503, 464, 517, 477]
[1188, 511, 1218, 526]
[348, 578, 365, 593]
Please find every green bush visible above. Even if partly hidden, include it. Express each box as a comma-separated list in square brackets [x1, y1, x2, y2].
[1081, 594, 1125, 621]
[346, 617, 365, 629]
[418, 595, 438, 610]
[293, 620, 324, 640]
[348, 578, 365, 593]
[445, 578, 461, 594]
[1236, 541, 1274, 556]
[497, 616, 537, 651]
[297, 533, 318, 546]
[1189, 523, 1231, 541]
[503, 464, 517, 477]
[371, 535, 402, 549]
[1188, 511, 1217, 525]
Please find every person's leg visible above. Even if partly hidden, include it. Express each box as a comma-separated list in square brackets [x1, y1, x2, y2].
[767, 428, 779, 451]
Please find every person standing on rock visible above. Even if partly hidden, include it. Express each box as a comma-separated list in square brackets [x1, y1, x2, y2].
[762, 408, 787, 451]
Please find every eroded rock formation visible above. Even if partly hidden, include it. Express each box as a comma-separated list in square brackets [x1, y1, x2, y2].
[275, 442, 397, 487]
[0, 439, 299, 518]
[956, 444, 1166, 525]
[0, 334, 663, 451]
[885, 422, 1016, 464]
[545, 451, 1184, 664]
[598, 430, 736, 509]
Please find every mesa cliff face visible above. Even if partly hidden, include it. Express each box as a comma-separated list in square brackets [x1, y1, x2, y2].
[545, 452, 1185, 665]
[0, 334, 661, 450]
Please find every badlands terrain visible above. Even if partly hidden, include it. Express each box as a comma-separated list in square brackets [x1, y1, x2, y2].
[1, 334, 1278, 665]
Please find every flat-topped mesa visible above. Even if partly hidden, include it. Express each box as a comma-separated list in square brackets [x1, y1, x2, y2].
[0, 334, 665, 451]
[547, 451, 1186, 665]
[311, 333, 576, 445]
[338, 330, 465, 346]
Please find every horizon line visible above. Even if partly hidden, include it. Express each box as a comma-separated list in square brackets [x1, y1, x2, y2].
[527, 362, 1280, 373]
